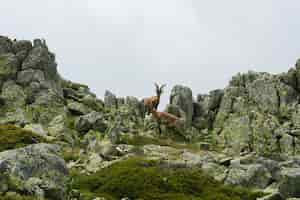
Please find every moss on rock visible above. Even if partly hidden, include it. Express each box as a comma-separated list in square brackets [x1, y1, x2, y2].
[0, 124, 47, 152]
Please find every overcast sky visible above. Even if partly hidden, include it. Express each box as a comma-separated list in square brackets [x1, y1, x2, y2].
[1, 0, 300, 108]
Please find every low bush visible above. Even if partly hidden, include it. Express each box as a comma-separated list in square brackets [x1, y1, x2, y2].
[71, 157, 264, 200]
[0, 124, 47, 152]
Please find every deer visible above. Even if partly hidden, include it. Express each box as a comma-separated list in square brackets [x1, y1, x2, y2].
[150, 108, 184, 134]
[143, 83, 166, 114]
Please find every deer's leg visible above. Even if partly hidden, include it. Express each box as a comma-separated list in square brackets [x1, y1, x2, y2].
[157, 121, 162, 135]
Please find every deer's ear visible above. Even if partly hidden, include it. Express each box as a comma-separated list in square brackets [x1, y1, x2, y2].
[154, 82, 159, 89]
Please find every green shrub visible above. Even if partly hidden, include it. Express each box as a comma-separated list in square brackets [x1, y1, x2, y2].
[71, 157, 264, 200]
[0, 124, 47, 152]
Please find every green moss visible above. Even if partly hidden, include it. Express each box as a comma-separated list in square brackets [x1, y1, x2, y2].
[71, 157, 264, 200]
[0, 193, 38, 200]
[61, 147, 81, 162]
[0, 55, 7, 67]
[0, 124, 47, 152]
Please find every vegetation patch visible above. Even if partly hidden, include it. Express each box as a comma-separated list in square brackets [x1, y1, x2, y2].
[0, 124, 47, 152]
[0, 193, 38, 200]
[71, 157, 264, 200]
[61, 147, 81, 162]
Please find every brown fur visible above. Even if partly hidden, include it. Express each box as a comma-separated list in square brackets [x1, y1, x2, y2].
[150, 109, 182, 129]
[143, 83, 166, 113]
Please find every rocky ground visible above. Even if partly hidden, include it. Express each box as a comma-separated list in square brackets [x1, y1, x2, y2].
[0, 35, 300, 200]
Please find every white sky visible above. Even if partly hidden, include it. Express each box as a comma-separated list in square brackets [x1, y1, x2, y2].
[1, 0, 300, 108]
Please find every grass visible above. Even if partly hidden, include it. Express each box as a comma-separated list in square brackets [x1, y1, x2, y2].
[0, 193, 37, 200]
[0, 124, 47, 152]
[71, 157, 265, 200]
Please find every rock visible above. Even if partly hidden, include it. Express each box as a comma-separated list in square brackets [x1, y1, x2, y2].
[0, 53, 20, 81]
[82, 94, 104, 112]
[12, 40, 33, 61]
[67, 100, 91, 115]
[0, 108, 28, 126]
[278, 168, 300, 198]
[75, 111, 107, 134]
[218, 157, 233, 167]
[0, 144, 69, 200]
[104, 90, 118, 109]
[22, 43, 57, 77]
[24, 124, 48, 137]
[208, 89, 224, 110]
[48, 114, 74, 144]
[117, 97, 125, 106]
[0, 36, 13, 54]
[97, 140, 118, 159]
[225, 164, 272, 189]
[17, 69, 45, 86]
[85, 152, 104, 173]
[1, 80, 26, 107]
[257, 192, 283, 200]
[164, 104, 185, 118]
[170, 85, 194, 126]
[125, 96, 145, 118]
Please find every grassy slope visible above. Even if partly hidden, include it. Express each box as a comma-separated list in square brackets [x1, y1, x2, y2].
[71, 157, 264, 200]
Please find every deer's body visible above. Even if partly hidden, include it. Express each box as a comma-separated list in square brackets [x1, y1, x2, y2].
[150, 109, 183, 133]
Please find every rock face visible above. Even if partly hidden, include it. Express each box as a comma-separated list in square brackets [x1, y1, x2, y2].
[0, 144, 68, 200]
[75, 111, 107, 134]
[170, 85, 194, 126]
[188, 67, 300, 156]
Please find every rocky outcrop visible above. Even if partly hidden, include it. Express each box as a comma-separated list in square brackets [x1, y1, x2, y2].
[0, 144, 68, 200]
[104, 90, 118, 109]
[183, 64, 300, 156]
[170, 85, 194, 126]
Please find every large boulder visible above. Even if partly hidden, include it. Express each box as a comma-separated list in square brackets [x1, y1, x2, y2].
[170, 85, 194, 126]
[0, 144, 69, 200]
[67, 100, 91, 115]
[75, 111, 107, 134]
